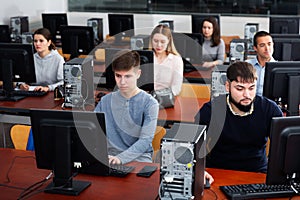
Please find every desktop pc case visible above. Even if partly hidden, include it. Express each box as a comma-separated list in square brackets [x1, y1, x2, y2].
[211, 65, 229, 99]
[10, 16, 29, 43]
[87, 18, 103, 45]
[130, 34, 150, 50]
[21, 32, 33, 44]
[160, 123, 206, 200]
[244, 23, 259, 52]
[63, 57, 94, 108]
[229, 39, 248, 63]
[159, 20, 174, 30]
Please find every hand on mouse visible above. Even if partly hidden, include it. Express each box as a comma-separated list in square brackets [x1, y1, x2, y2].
[204, 171, 214, 185]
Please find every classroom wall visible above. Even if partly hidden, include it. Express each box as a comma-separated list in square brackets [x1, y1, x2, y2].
[0, 0, 269, 39]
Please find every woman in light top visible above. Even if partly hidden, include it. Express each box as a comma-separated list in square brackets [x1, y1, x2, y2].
[201, 17, 225, 68]
[149, 24, 183, 96]
[19, 28, 64, 92]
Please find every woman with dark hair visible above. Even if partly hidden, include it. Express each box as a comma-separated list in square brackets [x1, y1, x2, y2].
[201, 17, 225, 68]
[149, 24, 183, 96]
[18, 28, 64, 92]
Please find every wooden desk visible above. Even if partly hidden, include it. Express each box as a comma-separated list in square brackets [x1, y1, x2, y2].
[158, 96, 210, 126]
[0, 148, 159, 200]
[1, 148, 298, 200]
[0, 92, 62, 115]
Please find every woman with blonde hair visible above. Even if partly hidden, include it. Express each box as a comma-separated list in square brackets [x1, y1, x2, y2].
[149, 24, 183, 96]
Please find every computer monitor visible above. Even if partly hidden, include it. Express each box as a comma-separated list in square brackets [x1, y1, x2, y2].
[272, 38, 300, 61]
[0, 43, 36, 101]
[271, 34, 300, 39]
[0, 25, 11, 42]
[104, 48, 154, 92]
[191, 14, 220, 34]
[266, 116, 300, 185]
[108, 14, 134, 43]
[263, 61, 300, 116]
[42, 13, 68, 46]
[269, 16, 300, 34]
[173, 32, 203, 65]
[60, 25, 94, 59]
[30, 109, 108, 196]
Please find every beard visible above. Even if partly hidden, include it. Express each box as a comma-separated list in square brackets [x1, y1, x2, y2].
[229, 93, 254, 113]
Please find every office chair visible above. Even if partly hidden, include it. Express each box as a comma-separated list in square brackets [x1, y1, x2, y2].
[10, 125, 32, 150]
[152, 126, 166, 163]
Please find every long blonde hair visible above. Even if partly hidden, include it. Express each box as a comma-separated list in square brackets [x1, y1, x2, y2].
[149, 24, 180, 56]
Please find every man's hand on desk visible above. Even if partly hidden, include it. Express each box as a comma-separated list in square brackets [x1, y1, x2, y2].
[205, 171, 214, 185]
[108, 155, 122, 165]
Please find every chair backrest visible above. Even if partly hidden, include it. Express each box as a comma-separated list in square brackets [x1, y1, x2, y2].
[152, 126, 166, 162]
[10, 125, 31, 150]
[179, 83, 211, 99]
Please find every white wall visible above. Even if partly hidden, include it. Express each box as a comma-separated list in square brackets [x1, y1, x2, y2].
[0, 0, 67, 31]
[0, 0, 269, 38]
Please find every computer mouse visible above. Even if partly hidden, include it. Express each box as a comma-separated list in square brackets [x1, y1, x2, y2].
[204, 178, 211, 189]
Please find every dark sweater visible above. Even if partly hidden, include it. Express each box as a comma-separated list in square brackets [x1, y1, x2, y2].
[195, 95, 283, 173]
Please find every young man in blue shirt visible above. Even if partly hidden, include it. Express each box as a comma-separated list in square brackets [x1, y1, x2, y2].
[246, 31, 276, 96]
[94, 49, 159, 165]
[195, 61, 283, 173]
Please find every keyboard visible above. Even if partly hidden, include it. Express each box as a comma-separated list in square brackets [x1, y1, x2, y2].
[109, 164, 135, 177]
[220, 183, 300, 200]
[11, 90, 48, 97]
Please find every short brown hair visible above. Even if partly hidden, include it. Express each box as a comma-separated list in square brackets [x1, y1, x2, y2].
[112, 49, 140, 72]
[227, 61, 257, 83]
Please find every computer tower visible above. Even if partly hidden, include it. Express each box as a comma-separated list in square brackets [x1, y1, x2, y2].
[159, 20, 174, 30]
[229, 39, 248, 63]
[63, 57, 94, 108]
[130, 34, 150, 50]
[87, 18, 103, 45]
[10, 16, 29, 43]
[244, 23, 259, 52]
[21, 32, 33, 44]
[160, 123, 206, 200]
[211, 65, 229, 99]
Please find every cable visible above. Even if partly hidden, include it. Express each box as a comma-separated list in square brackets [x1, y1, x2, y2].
[17, 171, 53, 200]
[5, 156, 35, 184]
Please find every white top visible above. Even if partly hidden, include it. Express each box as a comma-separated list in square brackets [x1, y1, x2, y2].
[33, 49, 64, 91]
[154, 53, 183, 96]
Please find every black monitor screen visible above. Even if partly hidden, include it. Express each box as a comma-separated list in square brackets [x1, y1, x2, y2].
[108, 14, 134, 42]
[269, 17, 300, 34]
[191, 14, 220, 34]
[173, 32, 203, 65]
[42, 13, 68, 46]
[273, 38, 300, 61]
[0, 25, 10, 43]
[0, 43, 36, 101]
[267, 116, 300, 185]
[104, 48, 154, 92]
[30, 109, 109, 195]
[263, 61, 300, 116]
[60, 25, 94, 59]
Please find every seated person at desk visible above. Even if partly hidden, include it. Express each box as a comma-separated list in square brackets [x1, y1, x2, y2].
[149, 24, 183, 96]
[195, 61, 283, 173]
[201, 17, 225, 68]
[18, 28, 64, 92]
[94, 49, 159, 165]
[246, 31, 276, 96]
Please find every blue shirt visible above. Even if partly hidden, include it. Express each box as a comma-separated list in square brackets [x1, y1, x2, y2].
[195, 95, 283, 173]
[94, 90, 159, 164]
[246, 56, 276, 96]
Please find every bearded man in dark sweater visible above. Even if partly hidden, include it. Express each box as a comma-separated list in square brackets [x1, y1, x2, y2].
[195, 61, 283, 173]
